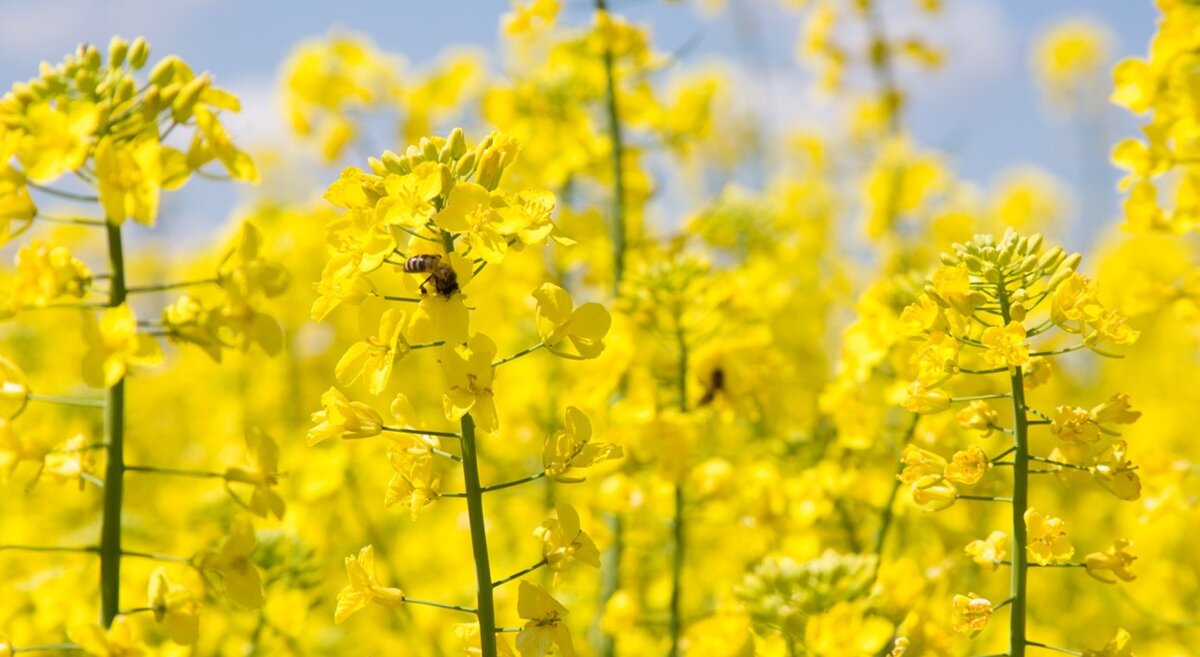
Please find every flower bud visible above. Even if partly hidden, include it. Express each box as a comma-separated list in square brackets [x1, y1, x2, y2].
[128, 37, 150, 69]
[108, 36, 129, 68]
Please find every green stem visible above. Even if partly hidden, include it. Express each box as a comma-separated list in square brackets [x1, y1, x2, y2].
[12, 643, 83, 653]
[460, 414, 497, 657]
[26, 393, 106, 408]
[492, 558, 548, 588]
[125, 464, 226, 479]
[597, 0, 628, 295]
[480, 471, 546, 493]
[0, 544, 98, 555]
[492, 343, 544, 368]
[1025, 641, 1083, 656]
[100, 221, 126, 628]
[402, 597, 477, 615]
[872, 414, 921, 566]
[121, 550, 191, 565]
[125, 278, 218, 294]
[669, 322, 688, 657]
[998, 273, 1029, 657]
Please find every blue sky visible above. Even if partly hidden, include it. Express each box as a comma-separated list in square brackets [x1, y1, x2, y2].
[0, 0, 1160, 248]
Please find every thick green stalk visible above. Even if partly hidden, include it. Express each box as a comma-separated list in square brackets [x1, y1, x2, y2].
[100, 222, 127, 627]
[596, 0, 628, 296]
[668, 324, 688, 657]
[998, 275, 1029, 657]
[595, 3, 630, 654]
[460, 414, 497, 657]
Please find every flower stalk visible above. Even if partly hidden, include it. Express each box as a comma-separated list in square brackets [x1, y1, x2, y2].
[99, 221, 126, 628]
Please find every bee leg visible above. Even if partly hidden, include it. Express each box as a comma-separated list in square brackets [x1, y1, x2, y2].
[418, 274, 433, 295]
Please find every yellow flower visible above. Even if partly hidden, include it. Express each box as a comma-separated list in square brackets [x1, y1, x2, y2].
[956, 400, 999, 436]
[376, 162, 445, 228]
[909, 331, 959, 387]
[335, 545, 405, 624]
[909, 476, 957, 511]
[543, 406, 622, 482]
[440, 333, 499, 433]
[336, 308, 409, 395]
[82, 303, 163, 388]
[980, 321, 1029, 369]
[42, 433, 96, 490]
[11, 240, 93, 310]
[224, 428, 286, 520]
[95, 134, 162, 226]
[148, 567, 200, 645]
[0, 634, 10, 657]
[950, 593, 992, 636]
[436, 182, 509, 263]
[1090, 440, 1141, 501]
[496, 189, 563, 246]
[944, 445, 989, 485]
[385, 437, 442, 520]
[900, 381, 950, 414]
[0, 356, 29, 419]
[0, 164, 35, 231]
[504, 0, 561, 35]
[216, 222, 289, 302]
[1083, 629, 1135, 657]
[1031, 19, 1113, 107]
[1051, 405, 1100, 443]
[1051, 273, 1104, 328]
[532, 283, 611, 359]
[312, 255, 375, 321]
[197, 516, 264, 608]
[1025, 508, 1074, 565]
[929, 263, 975, 316]
[68, 616, 144, 657]
[898, 294, 943, 336]
[456, 623, 516, 657]
[1085, 539, 1137, 584]
[307, 387, 384, 445]
[965, 530, 1009, 571]
[18, 100, 99, 183]
[898, 445, 946, 484]
[534, 502, 600, 584]
[189, 106, 258, 182]
[516, 581, 574, 657]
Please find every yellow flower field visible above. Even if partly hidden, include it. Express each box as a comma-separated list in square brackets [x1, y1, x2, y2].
[0, 1, 1198, 656]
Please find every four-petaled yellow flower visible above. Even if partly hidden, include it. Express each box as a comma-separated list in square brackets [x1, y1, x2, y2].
[224, 428, 286, 520]
[949, 593, 992, 636]
[1083, 629, 1135, 657]
[532, 283, 611, 359]
[197, 516, 264, 608]
[965, 530, 1009, 571]
[148, 567, 200, 645]
[18, 100, 99, 184]
[82, 303, 163, 388]
[980, 321, 1030, 369]
[1085, 539, 1136, 584]
[440, 333, 499, 433]
[308, 387, 384, 445]
[385, 437, 443, 520]
[534, 502, 601, 585]
[543, 406, 621, 482]
[95, 134, 162, 226]
[1091, 440, 1141, 501]
[516, 581, 575, 657]
[944, 445, 990, 486]
[1025, 508, 1075, 566]
[335, 544, 405, 625]
[68, 616, 144, 657]
[336, 308, 410, 395]
[956, 400, 999, 436]
[900, 381, 950, 414]
[376, 162, 446, 228]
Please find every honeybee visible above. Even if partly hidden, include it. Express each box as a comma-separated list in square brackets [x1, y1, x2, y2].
[404, 254, 459, 298]
[698, 367, 725, 406]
